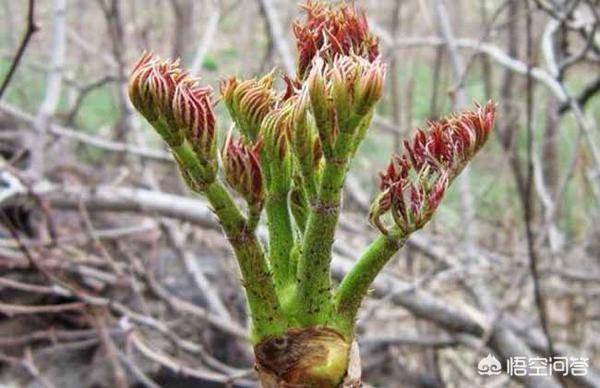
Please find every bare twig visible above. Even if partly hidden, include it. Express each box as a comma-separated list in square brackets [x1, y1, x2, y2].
[0, 301, 85, 316]
[0, 101, 173, 162]
[189, 0, 220, 77]
[361, 334, 459, 348]
[0, 276, 68, 296]
[523, 0, 556, 361]
[375, 31, 570, 100]
[64, 75, 115, 125]
[8, 177, 582, 385]
[116, 348, 161, 388]
[0, 0, 38, 100]
[378, 30, 600, 182]
[30, 0, 67, 174]
[138, 267, 248, 340]
[128, 331, 254, 386]
[0, 327, 123, 347]
[256, 0, 295, 75]
[388, 0, 403, 150]
[22, 347, 57, 388]
[91, 310, 128, 388]
[558, 75, 600, 114]
[162, 222, 232, 320]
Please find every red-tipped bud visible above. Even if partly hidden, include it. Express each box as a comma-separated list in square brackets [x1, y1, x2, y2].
[291, 87, 323, 177]
[129, 52, 157, 120]
[293, 1, 380, 79]
[329, 56, 357, 126]
[306, 58, 335, 156]
[172, 81, 216, 162]
[261, 104, 292, 162]
[128, 51, 216, 155]
[330, 55, 386, 121]
[370, 102, 496, 235]
[221, 72, 277, 142]
[306, 55, 386, 158]
[129, 52, 187, 145]
[353, 57, 386, 116]
[222, 131, 265, 205]
[260, 103, 294, 192]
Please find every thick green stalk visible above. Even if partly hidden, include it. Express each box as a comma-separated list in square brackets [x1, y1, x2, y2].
[295, 130, 356, 325]
[333, 227, 405, 335]
[171, 142, 213, 190]
[172, 144, 285, 341]
[203, 182, 286, 340]
[265, 191, 295, 289]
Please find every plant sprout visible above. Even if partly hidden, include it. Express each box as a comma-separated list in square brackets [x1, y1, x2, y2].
[128, 1, 496, 386]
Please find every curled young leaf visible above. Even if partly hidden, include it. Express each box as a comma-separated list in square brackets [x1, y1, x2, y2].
[221, 72, 277, 142]
[129, 52, 187, 145]
[370, 102, 496, 235]
[260, 103, 294, 193]
[290, 87, 323, 197]
[222, 130, 265, 206]
[172, 81, 216, 163]
[306, 55, 386, 159]
[293, 0, 380, 79]
[129, 51, 216, 161]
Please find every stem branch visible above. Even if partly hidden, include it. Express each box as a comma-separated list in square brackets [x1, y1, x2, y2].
[171, 145, 285, 341]
[334, 228, 405, 335]
[265, 192, 294, 289]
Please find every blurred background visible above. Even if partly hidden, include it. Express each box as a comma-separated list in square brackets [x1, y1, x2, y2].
[0, 0, 599, 387]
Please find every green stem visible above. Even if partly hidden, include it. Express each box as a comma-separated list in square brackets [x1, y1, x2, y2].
[171, 143, 285, 341]
[333, 227, 406, 335]
[295, 129, 356, 325]
[295, 156, 319, 202]
[265, 191, 294, 289]
[204, 181, 286, 341]
[247, 202, 262, 231]
[172, 142, 213, 190]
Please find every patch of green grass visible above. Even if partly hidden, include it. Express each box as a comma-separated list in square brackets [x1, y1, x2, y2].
[73, 86, 119, 131]
[202, 55, 219, 72]
[410, 61, 437, 122]
[221, 47, 239, 60]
